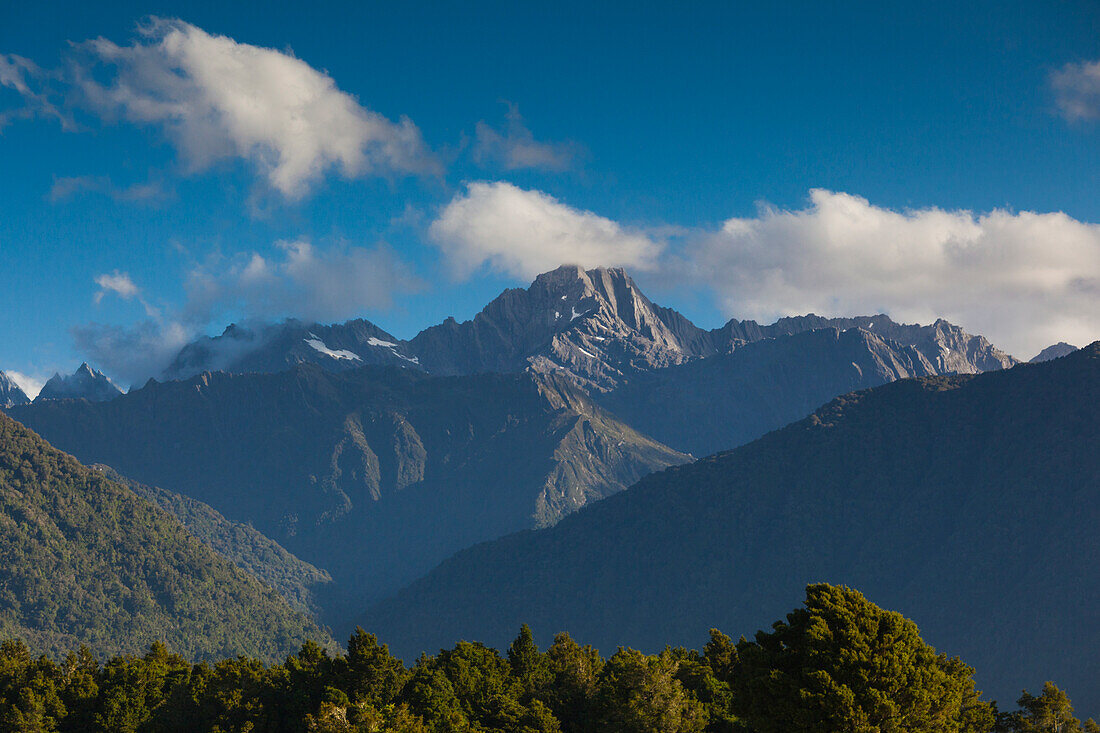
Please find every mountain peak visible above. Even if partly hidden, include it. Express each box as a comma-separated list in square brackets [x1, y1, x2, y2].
[1030, 342, 1078, 363]
[0, 370, 30, 408]
[36, 363, 122, 403]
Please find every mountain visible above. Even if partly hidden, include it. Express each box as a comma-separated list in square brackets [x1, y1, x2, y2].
[159, 266, 1016, 393]
[596, 326, 948, 456]
[7, 364, 688, 625]
[36, 362, 122, 403]
[0, 371, 29, 408]
[0, 411, 333, 662]
[93, 465, 332, 617]
[1030, 342, 1078, 362]
[162, 318, 419, 381]
[364, 344, 1100, 712]
[407, 265, 715, 390]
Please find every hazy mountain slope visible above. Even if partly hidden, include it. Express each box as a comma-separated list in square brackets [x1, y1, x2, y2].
[93, 465, 332, 617]
[596, 327, 942, 456]
[7, 365, 687, 622]
[1030, 342, 1078, 362]
[36, 362, 122, 402]
[162, 318, 419, 381]
[0, 372, 29, 408]
[365, 345, 1100, 712]
[0, 412, 334, 662]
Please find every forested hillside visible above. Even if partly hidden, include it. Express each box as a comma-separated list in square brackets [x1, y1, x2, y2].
[0, 412, 334, 662]
[365, 344, 1100, 713]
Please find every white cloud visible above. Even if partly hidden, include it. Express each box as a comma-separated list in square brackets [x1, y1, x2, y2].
[690, 189, 1100, 358]
[429, 181, 663, 278]
[93, 271, 141, 302]
[74, 241, 421, 385]
[1051, 59, 1100, 121]
[5, 370, 46, 400]
[75, 18, 439, 197]
[473, 104, 579, 172]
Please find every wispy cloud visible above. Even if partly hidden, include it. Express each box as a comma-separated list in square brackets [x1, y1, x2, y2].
[0, 54, 71, 130]
[473, 103, 580, 172]
[1050, 58, 1100, 121]
[50, 175, 167, 203]
[74, 241, 421, 385]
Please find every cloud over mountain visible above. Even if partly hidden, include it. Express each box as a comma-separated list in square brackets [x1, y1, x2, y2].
[429, 181, 663, 278]
[75, 240, 420, 385]
[691, 189, 1100, 357]
[73, 18, 439, 197]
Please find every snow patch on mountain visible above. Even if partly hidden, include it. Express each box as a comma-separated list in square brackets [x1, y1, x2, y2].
[305, 335, 362, 361]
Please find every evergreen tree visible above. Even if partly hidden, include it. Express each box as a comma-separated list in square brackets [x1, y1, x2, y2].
[729, 583, 996, 733]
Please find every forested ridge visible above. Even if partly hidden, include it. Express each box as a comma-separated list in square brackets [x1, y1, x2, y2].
[0, 412, 335, 663]
[0, 584, 1092, 732]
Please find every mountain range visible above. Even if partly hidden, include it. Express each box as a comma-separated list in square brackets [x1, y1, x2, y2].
[154, 265, 1017, 392]
[364, 343, 1100, 713]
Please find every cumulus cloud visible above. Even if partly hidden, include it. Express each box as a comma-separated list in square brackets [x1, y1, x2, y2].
[74, 241, 421, 385]
[690, 189, 1100, 357]
[73, 18, 439, 197]
[1051, 58, 1100, 121]
[429, 181, 663, 278]
[473, 104, 580, 172]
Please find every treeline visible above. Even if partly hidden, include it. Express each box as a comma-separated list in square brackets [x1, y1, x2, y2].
[0, 585, 1093, 732]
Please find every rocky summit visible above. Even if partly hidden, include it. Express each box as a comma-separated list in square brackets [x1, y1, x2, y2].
[0, 371, 29, 408]
[36, 362, 123, 403]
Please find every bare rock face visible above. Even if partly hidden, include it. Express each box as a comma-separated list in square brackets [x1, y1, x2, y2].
[0, 371, 30, 408]
[1030, 342, 1078, 363]
[36, 363, 122, 403]
[410, 265, 713, 390]
[710, 314, 1018, 375]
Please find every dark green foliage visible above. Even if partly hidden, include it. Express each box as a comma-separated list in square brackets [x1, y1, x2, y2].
[730, 584, 995, 733]
[94, 465, 332, 617]
[0, 586, 1054, 732]
[0, 412, 334, 663]
[996, 682, 1098, 733]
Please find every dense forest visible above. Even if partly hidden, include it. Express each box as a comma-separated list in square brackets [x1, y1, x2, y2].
[0, 412, 334, 663]
[0, 584, 1092, 733]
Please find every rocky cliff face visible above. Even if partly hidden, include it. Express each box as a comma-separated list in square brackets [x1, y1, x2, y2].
[710, 314, 1017, 374]
[409, 265, 712, 390]
[0, 371, 29, 408]
[36, 362, 122, 403]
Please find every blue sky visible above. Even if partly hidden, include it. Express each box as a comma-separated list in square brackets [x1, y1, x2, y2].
[2, 0, 1100, 391]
